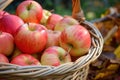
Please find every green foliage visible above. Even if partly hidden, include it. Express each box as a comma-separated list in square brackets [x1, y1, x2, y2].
[4, 0, 120, 21]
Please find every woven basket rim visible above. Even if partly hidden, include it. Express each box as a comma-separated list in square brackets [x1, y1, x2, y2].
[0, 20, 104, 79]
[0, 1, 104, 79]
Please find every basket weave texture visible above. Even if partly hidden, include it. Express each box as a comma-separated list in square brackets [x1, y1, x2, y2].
[0, 0, 104, 80]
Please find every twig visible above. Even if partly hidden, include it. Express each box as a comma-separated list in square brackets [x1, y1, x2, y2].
[91, 13, 120, 23]
[104, 25, 118, 42]
[0, 0, 13, 10]
[72, 0, 85, 21]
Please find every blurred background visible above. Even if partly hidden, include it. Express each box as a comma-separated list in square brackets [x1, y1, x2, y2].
[4, 0, 120, 21]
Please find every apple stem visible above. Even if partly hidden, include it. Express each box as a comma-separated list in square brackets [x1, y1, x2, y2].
[49, 9, 54, 13]
[27, 22, 29, 26]
[27, 23, 30, 30]
[27, 2, 32, 10]
[65, 46, 72, 56]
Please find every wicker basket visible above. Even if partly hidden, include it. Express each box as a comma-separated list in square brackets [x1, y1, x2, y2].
[0, 0, 104, 80]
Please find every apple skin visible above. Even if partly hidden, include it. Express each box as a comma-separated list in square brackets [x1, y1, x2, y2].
[0, 53, 9, 63]
[0, 14, 24, 36]
[40, 9, 52, 25]
[14, 23, 48, 54]
[46, 14, 63, 30]
[54, 16, 79, 31]
[0, 10, 9, 19]
[46, 30, 61, 48]
[41, 46, 71, 66]
[0, 32, 14, 56]
[59, 24, 91, 57]
[11, 54, 41, 66]
[16, 0, 43, 23]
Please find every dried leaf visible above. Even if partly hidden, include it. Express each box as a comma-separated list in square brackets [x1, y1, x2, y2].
[114, 45, 120, 58]
[103, 45, 115, 52]
[94, 64, 119, 80]
[101, 51, 116, 60]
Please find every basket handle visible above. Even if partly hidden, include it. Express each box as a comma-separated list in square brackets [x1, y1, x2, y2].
[72, 0, 85, 21]
[0, 0, 13, 10]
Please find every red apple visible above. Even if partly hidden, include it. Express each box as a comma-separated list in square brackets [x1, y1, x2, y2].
[59, 24, 91, 57]
[0, 10, 9, 19]
[46, 13, 63, 30]
[46, 30, 61, 48]
[0, 31, 14, 56]
[41, 46, 71, 66]
[11, 54, 41, 66]
[14, 23, 47, 54]
[16, 0, 43, 23]
[0, 14, 24, 36]
[40, 9, 52, 25]
[0, 53, 9, 63]
[54, 16, 79, 31]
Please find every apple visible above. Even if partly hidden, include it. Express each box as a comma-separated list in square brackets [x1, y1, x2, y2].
[59, 24, 91, 57]
[0, 53, 9, 63]
[0, 31, 14, 56]
[46, 30, 61, 48]
[41, 46, 71, 66]
[16, 0, 43, 23]
[11, 54, 41, 66]
[0, 10, 9, 19]
[0, 14, 24, 36]
[40, 9, 52, 25]
[14, 23, 48, 54]
[46, 13, 63, 30]
[54, 16, 79, 31]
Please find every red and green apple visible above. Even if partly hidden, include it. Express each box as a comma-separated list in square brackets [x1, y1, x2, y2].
[59, 24, 91, 57]
[16, 0, 43, 23]
[14, 23, 48, 54]
[54, 16, 79, 31]
[0, 14, 24, 36]
[0, 31, 14, 56]
[11, 54, 41, 66]
[41, 46, 71, 66]
[46, 13, 63, 30]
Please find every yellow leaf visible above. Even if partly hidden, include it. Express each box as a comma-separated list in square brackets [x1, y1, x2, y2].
[94, 64, 119, 80]
[94, 71, 114, 80]
[114, 45, 120, 58]
[107, 64, 119, 70]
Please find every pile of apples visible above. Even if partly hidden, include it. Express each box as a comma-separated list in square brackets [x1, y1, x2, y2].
[0, 0, 91, 67]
